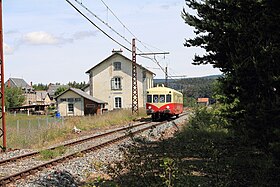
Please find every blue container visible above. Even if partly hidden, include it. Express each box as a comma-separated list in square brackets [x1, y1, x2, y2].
[55, 111, 61, 118]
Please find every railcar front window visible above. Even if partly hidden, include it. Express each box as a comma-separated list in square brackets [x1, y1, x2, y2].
[166, 94, 171, 102]
[153, 95, 159, 103]
[159, 95, 165, 103]
[147, 95, 152, 103]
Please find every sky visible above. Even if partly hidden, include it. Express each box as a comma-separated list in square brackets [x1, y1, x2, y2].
[3, 0, 221, 85]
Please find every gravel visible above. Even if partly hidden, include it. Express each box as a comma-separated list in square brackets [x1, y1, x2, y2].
[2, 115, 188, 187]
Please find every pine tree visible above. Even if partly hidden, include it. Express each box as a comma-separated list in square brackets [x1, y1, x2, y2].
[183, 0, 280, 156]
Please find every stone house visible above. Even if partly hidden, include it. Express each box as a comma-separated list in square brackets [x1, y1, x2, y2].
[86, 50, 154, 110]
[5, 77, 36, 106]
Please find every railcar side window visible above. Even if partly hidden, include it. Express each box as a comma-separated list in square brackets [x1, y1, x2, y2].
[166, 94, 171, 102]
[159, 95, 165, 103]
[153, 95, 159, 103]
[147, 95, 152, 103]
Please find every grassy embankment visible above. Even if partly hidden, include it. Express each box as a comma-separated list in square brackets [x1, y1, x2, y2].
[2, 109, 147, 150]
[83, 106, 279, 187]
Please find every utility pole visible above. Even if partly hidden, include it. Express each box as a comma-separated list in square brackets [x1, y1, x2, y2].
[165, 66, 168, 87]
[131, 38, 138, 115]
[0, 0, 6, 151]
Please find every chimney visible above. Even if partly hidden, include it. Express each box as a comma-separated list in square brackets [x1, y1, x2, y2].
[112, 48, 123, 54]
[30, 81, 33, 87]
[7, 79, 11, 88]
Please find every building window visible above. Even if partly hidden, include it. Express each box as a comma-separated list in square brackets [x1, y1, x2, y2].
[68, 103, 74, 112]
[67, 98, 74, 102]
[60, 98, 66, 102]
[75, 98, 81, 102]
[115, 97, 122, 108]
[113, 62, 121, 70]
[111, 77, 122, 90]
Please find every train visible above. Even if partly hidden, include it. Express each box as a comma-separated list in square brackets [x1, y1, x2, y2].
[146, 85, 183, 121]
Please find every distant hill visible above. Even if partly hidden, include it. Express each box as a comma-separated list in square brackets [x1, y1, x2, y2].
[153, 74, 221, 99]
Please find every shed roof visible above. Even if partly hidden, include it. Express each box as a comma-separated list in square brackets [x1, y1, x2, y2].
[56, 88, 107, 104]
[197, 98, 209, 103]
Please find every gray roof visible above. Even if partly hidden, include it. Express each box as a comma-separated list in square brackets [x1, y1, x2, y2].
[36, 91, 49, 100]
[5, 78, 32, 89]
[57, 88, 107, 104]
[85, 52, 154, 75]
[47, 84, 69, 96]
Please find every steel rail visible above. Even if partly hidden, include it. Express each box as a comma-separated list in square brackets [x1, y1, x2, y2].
[0, 120, 170, 185]
[0, 121, 151, 166]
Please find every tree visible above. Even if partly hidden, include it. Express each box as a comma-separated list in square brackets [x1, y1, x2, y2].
[182, 0, 280, 156]
[54, 87, 67, 96]
[5, 87, 25, 109]
[33, 83, 48, 91]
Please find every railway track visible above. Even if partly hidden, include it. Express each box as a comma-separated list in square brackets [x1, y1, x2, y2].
[0, 117, 183, 186]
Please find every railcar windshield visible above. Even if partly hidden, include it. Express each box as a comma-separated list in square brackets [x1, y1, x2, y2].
[147, 94, 172, 103]
[159, 95, 165, 103]
[153, 95, 159, 103]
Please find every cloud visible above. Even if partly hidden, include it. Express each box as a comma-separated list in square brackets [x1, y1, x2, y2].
[160, 2, 180, 10]
[23, 31, 59, 45]
[4, 43, 14, 55]
[73, 31, 97, 40]
[21, 31, 96, 46]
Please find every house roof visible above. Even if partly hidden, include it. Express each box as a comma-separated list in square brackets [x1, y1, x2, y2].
[36, 91, 49, 100]
[6, 78, 32, 89]
[56, 87, 107, 104]
[47, 84, 69, 96]
[197, 98, 209, 103]
[85, 52, 154, 75]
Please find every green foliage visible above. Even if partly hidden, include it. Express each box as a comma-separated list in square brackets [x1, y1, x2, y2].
[54, 87, 67, 96]
[32, 83, 48, 91]
[188, 106, 228, 133]
[39, 146, 66, 160]
[99, 107, 279, 186]
[183, 97, 196, 107]
[183, 0, 280, 163]
[4, 87, 25, 109]
[68, 81, 87, 89]
[159, 157, 178, 187]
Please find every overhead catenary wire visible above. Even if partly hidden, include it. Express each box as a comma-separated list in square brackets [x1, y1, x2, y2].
[68, 0, 179, 79]
[73, 0, 132, 47]
[66, 0, 132, 52]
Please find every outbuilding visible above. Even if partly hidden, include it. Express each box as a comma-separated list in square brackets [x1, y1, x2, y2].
[56, 88, 107, 116]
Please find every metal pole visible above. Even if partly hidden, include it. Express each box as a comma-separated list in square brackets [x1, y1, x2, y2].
[165, 66, 168, 87]
[131, 38, 138, 115]
[0, 0, 6, 150]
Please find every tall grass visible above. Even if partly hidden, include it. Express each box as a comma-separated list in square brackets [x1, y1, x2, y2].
[2, 109, 147, 150]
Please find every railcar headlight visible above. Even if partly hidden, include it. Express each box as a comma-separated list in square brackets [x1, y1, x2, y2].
[148, 106, 152, 109]
[166, 106, 170, 109]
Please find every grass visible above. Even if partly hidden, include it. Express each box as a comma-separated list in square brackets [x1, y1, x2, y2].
[82, 106, 280, 187]
[1, 108, 147, 150]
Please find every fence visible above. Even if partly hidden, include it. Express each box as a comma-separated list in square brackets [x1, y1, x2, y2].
[7, 117, 65, 135]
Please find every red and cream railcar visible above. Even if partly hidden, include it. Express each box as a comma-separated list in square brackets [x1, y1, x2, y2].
[146, 85, 183, 121]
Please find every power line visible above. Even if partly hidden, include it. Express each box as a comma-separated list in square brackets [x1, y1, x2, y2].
[73, 0, 132, 46]
[68, 0, 176, 79]
[65, 0, 132, 52]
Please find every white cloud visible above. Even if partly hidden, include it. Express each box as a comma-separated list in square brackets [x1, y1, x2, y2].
[23, 31, 60, 45]
[73, 31, 97, 40]
[4, 43, 14, 55]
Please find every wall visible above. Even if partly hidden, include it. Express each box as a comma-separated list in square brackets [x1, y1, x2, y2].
[89, 53, 153, 110]
[57, 91, 84, 116]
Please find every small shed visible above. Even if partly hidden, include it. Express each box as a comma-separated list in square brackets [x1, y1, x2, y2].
[56, 88, 107, 116]
[197, 98, 210, 106]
